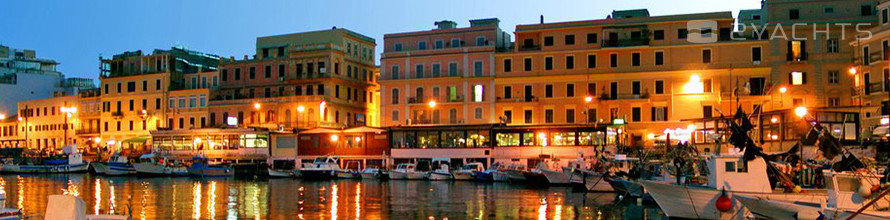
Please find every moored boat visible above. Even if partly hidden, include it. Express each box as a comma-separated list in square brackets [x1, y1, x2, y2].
[360, 166, 386, 179]
[101, 154, 135, 176]
[335, 160, 361, 179]
[1, 146, 89, 174]
[267, 168, 293, 178]
[389, 163, 425, 180]
[299, 156, 341, 180]
[134, 154, 188, 176]
[186, 156, 234, 178]
[504, 163, 528, 183]
[453, 162, 484, 180]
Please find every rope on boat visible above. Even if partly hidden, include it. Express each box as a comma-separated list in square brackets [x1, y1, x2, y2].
[683, 184, 701, 219]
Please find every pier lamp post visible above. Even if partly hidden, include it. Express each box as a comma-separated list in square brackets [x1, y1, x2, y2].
[60, 106, 77, 146]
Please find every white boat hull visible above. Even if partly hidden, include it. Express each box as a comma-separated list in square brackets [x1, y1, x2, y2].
[734, 194, 822, 220]
[336, 170, 359, 179]
[389, 171, 408, 180]
[452, 171, 474, 180]
[428, 172, 452, 180]
[360, 173, 378, 179]
[641, 180, 825, 219]
[406, 172, 426, 180]
[134, 162, 186, 176]
[541, 169, 572, 184]
[492, 171, 510, 182]
[2, 163, 89, 174]
[268, 168, 292, 178]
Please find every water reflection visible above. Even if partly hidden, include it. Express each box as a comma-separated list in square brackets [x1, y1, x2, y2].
[0, 174, 666, 219]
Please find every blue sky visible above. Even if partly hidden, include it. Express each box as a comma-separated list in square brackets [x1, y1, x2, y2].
[2, 0, 761, 81]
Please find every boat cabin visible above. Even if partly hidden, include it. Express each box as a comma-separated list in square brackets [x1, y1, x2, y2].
[706, 155, 772, 193]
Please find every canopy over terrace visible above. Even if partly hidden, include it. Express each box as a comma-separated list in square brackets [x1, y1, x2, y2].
[150, 127, 271, 160]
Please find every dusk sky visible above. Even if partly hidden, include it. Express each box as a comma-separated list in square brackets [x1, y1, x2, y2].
[2, 0, 761, 82]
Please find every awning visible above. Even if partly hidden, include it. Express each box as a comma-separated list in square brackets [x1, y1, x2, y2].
[122, 136, 151, 144]
[342, 126, 386, 133]
[873, 126, 889, 137]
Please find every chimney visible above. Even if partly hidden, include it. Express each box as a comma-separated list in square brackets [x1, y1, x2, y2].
[243, 55, 248, 60]
[434, 20, 457, 29]
[540, 15, 544, 24]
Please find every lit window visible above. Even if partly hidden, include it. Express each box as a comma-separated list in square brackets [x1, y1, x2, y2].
[473, 85, 484, 102]
[791, 71, 805, 85]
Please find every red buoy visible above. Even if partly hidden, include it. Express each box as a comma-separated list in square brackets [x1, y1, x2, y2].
[715, 188, 732, 212]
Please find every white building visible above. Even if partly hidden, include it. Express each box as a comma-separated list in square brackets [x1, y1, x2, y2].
[0, 45, 66, 115]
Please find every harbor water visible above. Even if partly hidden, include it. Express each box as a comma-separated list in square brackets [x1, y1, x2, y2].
[0, 173, 665, 219]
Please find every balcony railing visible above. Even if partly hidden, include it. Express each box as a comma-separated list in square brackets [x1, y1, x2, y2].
[519, 45, 541, 51]
[866, 82, 884, 95]
[496, 96, 538, 103]
[75, 129, 100, 135]
[599, 93, 649, 100]
[111, 111, 124, 117]
[601, 39, 650, 48]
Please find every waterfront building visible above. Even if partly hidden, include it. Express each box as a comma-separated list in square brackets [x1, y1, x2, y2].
[16, 95, 79, 151]
[853, 0, 890, 137]
[290, 126, 389, 169]
[0, 45, 66, 116]
[495, 10, 774, 152]
[380, 19, 511, 126]
[0, 114, 20, 148]
[75, 88, 102, 153]
[212, 28, 379, 131]
[98, 47, 219, 154]
[149, 127, 271, 161]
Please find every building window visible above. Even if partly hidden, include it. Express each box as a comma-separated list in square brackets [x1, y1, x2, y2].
[655, 80, 664, 94]
[503, 59, 512, 72]
[418, 41, 427, 50]
[544, 36, 554, 46]
[652, 107, 668, 121]
[432, 64, 441, 77]
[391, 111, 399, 121]
[752, 47, 762, 63]
[565, 35, 575, 45]
[474, 61, 483, 77]
[632, 107, 641, 122]
[566, 84, 575, 97]
[864, 46, 871, 64]
[790, 9, 800, 20]
[474, 108, 483, 119]
[790, 71, 807, 85]
[566, 109, 575, 123]
[566, 56, 575, 69]
[678, 29, 688, 39]
[610, 54, 618, 68]
[451, 38, 460, 48]
[524, 58, 532, 71]
[545, 85, 553, 98]
[703, 79, 712, 93]
[234, 68, 241, 80]
[824, 7, 835, 14]
[524, 110, 533, 124]
[473, 85, 484, 102]
[587, 33, 597, 44]
[249, 67, 256, 79]
[863, 5, 875, 16]
[632, 52, 641, 66]
[434, 40, 444, 49]
[883, 8, 889, 24]
[702, 49, 712, 63]
[703, 105, 713, 118]
[587, 83, 597, 96]
[545, 109, 554, 123]
[394, 43, 402, 51]
[653, 30, 664, 40]
[588, 54, 596, 68]
[448, 62, 458, 76]
[264, 65, 271, 78]
[828, 97, 841, 107]
[545, 57, 553, 70]
[504, 86, 512, 99]
[503, 110, 512, 123]
[788, 40, 807, 61]
[632, 81, 641, 95]
[828, 71, 839, 84]
[655, 51, 664, 66]
[390, 65, 399, 79]
[476, 37, 486, 46]
[415, 64, 424, 78]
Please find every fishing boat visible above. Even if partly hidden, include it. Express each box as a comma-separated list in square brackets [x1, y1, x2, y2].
[540, 160, 577, 185]
[133, 154, 188, 176]
[0, 146, 89, 174]
[360, 166, 386, 179]
[640, 155, 828, 219]
[453, 162, 484, 180]
[299, 156, 341, 180]
[736, 171, 889, 220]
[335, 160, 361, 179]
[572, 168, 614, 192]
[504, 163, 528, 183]
[427, 164, 452, 180]
[523, 161, 554, 185]
[45, 194, 129, 220]
[95, 153, 135, 176]
[474, 162, 503, 181]
[186, 156, 234, 178]
[389, 163, 425, 180]
[267, 168, 293, 178]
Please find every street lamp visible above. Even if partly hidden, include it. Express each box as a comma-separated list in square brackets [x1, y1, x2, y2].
[0, 114, 5, 120]
[779, 87, 787, 93]
[60, 106, 77, 146]
[794, 106, 808, 118]
[849, 67, 858, 75]
[253, 102, 262, 110]
[779, 86, 787, 108]
[297, 105, 305, 128]
[428, 100, 437, 108]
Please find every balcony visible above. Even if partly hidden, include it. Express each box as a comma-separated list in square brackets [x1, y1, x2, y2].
[446, 95, 464, 103]
[518, 45, 541, 51]
[111, 111, 124, 117]
[288, 73, 332, 81]
[496, 96, 538, 103]
[75, 129, 100, 135]
[601, 39, 650, 48]
[866, 82, 884, 95]
[599, 93, 649, 100]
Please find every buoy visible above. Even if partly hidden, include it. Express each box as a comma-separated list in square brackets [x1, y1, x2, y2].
[858, 179, 873, 198]
[792, 185, 802, 193]
[715, 188, 732, 212]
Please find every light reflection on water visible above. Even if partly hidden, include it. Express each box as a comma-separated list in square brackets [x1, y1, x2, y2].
[0, 174, 665, 219]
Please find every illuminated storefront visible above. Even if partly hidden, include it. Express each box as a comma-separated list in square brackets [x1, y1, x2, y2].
[150, 128, 270, 160]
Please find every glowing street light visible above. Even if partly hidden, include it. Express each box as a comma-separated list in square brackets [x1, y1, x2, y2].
[253, 103, 262, 110]
[297, 105, 305, 112]
[584, 96, 593, 102]
[849, 67, 858, 75]
[794, 106, 808, 118]
[682, 75, 704, 94]
[770, 117, 778, 123]
[428, 100, 437, 108]
[779, 87, 787, 93]
[330, 134, 339, 142]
